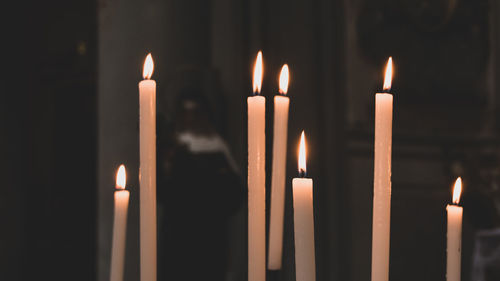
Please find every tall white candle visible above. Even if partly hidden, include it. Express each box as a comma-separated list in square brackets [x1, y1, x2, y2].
[447, 177, 463, 281]
[371, 57, 393, 281]
[293, 131, 316, 281]
[248, 51, 266, 281]
[139, 53, 157, 281]
[110, 165, 130, 281]
[268, 64, 290, 270]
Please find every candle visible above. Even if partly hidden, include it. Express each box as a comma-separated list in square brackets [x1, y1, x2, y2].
[293, 131, 316, 281]
[268, 64, 290, 270]
[447, 177, 463, 281]
[110, 165, 130, 281]
[139, 53, 157, 281]
[371, 57, 393, 281]
[248, 51, 266, 281]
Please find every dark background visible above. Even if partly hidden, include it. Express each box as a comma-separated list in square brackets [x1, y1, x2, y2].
[2, 0, 500, 280]
[0, 0, 97, 280]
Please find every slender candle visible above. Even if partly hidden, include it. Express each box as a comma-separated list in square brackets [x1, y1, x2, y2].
[110, 165, 130, 281]
[447, 177, 463, 281]
[371, 57, 393, 281]
[139, 53, 157, 281]
[268, 64, 290, 270]
[248, 51, 266, 281]
[293, 131, 316, 281]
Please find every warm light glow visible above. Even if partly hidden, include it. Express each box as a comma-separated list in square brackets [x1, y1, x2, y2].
[253, 51, 263, 94]
[143, 53, 154, 79]
[383, 57, 393, 91]
[298, 131, 307, 175]
[116, 165, 126, 190]
[452, 177, 462, 204]
[279, 64, 289, 95]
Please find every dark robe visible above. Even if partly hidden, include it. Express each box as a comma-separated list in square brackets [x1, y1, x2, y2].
[158, 143, 245, 281]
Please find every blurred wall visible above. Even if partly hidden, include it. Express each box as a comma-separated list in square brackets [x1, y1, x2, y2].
[1, 0, 97, 280]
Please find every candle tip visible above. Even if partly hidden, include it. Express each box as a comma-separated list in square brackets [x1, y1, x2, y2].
[452, 177, 462, 204]
[116, 164, 126, 189]
[143, 53, 154, 79]
[253, 51, 263, 94]
[298, 131, 307, 176]
[383, 57, 393, 91]
[279, 64, 289, 95]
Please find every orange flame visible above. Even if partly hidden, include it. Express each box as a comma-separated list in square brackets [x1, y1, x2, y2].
[452, 177, 462, 204]
[279, 64, 289, 95]
[298, 131, 307, 175]
[253, 51, 263, 94]
[116, 164, 126, 190]
[383, 57, 393, 91]
[143, 53, 154, 79]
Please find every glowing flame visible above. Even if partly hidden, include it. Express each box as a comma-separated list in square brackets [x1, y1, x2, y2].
[253, 51, 263, 94]
[452, 177, 462, 204]
[279, 64, 289, 95]
[298, 131, 307, 175]
[143, 53, 154, 79]
[116, 164, 126, 190]
[383, 57, 393, 91]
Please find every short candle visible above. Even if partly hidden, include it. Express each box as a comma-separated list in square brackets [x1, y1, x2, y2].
[292, 131, 316, 281]
[447, 177, 463, 281]
[110, 165, 130, 281]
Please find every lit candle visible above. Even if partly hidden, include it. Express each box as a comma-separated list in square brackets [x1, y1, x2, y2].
[110, 165, 130, 281]
[447, 177, 463, 281]
[139, 53, 157, 281]
[293, 131, 316, 281]
[268, 64, 290, 270]
[371, 57, 393, 281]
[248, 51, 266, 281]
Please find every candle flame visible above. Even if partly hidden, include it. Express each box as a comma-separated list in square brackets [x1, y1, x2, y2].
[143, 53, 154, 79]
[298, 131, 307, 175]
[253, 51, 263, 94]
[116, 164, 126, 190]
[452, 177, 462, 204]
[383, 57, 393, 91]
[279, 64, 289, 95]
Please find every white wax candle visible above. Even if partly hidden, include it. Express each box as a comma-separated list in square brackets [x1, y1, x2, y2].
[293, 178, 316, 281]
[139, 54, 157, 281]
[268, 64, 290, 270]
[371, 57, 393, 281]
[248, 51, 266, 281]
[110, 165, 130, 281]
[447, 177, 463, 281]
[293, 131, 316, 281]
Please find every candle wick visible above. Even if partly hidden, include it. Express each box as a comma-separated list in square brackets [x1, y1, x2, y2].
[298, 169, 306, 178]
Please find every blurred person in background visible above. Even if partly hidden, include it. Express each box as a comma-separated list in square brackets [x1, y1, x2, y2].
[157, 74, 245, 281]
